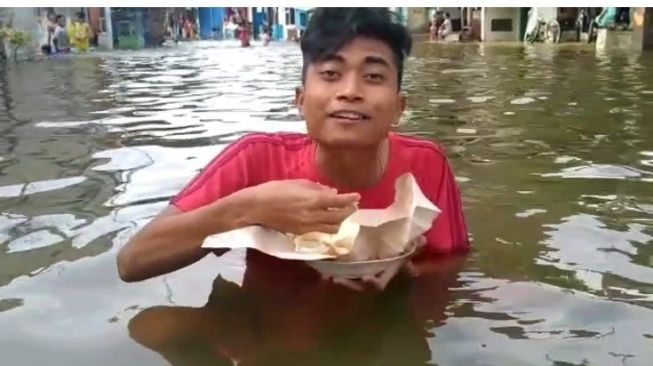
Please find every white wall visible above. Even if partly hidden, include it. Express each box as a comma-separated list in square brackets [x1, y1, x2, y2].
[441, 7, 461, 20]
[533, 7, 557, 22]
[482, 7, 520, 42]
[277, 7, 286, 26]
[407, 7, 428, 32]
[3, 8, 42, 59]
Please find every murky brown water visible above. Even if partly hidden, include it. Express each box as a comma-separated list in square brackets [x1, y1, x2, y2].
[1, 40, 653, 366]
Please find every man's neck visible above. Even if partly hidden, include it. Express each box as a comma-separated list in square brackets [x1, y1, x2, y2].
[316, 138, 389, 190]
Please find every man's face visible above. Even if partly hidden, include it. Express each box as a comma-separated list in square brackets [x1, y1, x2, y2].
[296, 37, 405, 148]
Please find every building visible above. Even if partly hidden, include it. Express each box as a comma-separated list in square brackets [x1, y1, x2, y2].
[480, 7, 524, 42]
[479, 7, 599, 43]
[247, 7, 309, 41]
[393, 8, 408, 26]
[198, 7, 226, 40]
[87, 8, 113, 50]
[0, 8, 103, 58]
[407, 8, 429, 33]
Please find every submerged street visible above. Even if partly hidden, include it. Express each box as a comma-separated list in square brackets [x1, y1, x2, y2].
[1, 40, 653, 365]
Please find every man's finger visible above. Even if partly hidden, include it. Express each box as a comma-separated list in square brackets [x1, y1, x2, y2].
[412, 235, 427, 251]
[402, 260, 420, 278]
[361, 275, 385, 291]
[317, 204, 357, 224]
[295, 179, 331, 190]
[317, 192, 361, 209]
[363, 261, 401, 291]
[332, 277, 366, 291]
[312, 223, 341, 234]
[378, 264, 398, 285]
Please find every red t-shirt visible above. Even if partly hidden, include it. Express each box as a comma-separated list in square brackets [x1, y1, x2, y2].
[172, 132, 469, 254]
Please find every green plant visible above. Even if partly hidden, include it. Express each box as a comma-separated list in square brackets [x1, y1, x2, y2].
[0, 27, 31, 61]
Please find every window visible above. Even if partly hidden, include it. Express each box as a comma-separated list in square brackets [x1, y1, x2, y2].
[99, 8, 107, 33]
[285, 8, 295, 25]
[491, 18, 513, 32]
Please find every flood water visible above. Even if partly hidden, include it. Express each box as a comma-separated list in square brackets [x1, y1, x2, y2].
[1, 40, 653, 366]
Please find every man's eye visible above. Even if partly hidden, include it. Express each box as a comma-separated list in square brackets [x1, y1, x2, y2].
[365, 73, 385, 82]
[320, 70, 339, 80]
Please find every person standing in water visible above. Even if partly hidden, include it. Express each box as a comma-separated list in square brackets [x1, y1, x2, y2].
[261, 21, 271, 46]
[429, 15, 438, 42]
[117, 8, 469, 291]
[39, 12, 57, 54]
[68, 12, 92, 52]
[439, 12, 452, 40]
[53, 15, 70, 53]
[239, 20, 251, 47]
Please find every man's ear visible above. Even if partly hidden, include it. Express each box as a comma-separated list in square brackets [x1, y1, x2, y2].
[295, 86, 305, 117]
[398, 93, 406, 115]
[395, 93, 406, 123]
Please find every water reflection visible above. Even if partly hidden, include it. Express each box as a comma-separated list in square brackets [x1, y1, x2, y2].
[0, 41, 652, 365]
[128, 254, 464, 366]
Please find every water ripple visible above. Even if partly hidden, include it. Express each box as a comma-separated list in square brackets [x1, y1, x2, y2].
[1, 41, 653, 365]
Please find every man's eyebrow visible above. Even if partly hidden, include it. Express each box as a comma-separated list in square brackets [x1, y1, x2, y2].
[315, 54, 391, 68]
[364, 55, 391, 68]
[317, 53, 345, 63]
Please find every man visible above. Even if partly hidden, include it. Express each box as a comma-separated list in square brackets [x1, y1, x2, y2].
[117, 8, 469, 291]
[575, 8, 587, 42]
[53, 15, 70, 53]
[238, 20, 251, 47]
[40, 12, 57, 54]
[439, 12, 452, 40]
[260, 21, 271, 45]
[595, 7, 618, 29]
[429, 15, 438, 42]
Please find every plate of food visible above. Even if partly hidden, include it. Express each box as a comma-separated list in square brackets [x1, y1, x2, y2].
[304, 241, 417, 279]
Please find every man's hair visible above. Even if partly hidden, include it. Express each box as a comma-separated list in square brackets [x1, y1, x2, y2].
[300, 8, 412, 90]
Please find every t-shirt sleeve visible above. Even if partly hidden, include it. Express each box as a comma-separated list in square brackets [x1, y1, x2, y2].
[421, 153, 470, 254]
[171, 136, 258, 212]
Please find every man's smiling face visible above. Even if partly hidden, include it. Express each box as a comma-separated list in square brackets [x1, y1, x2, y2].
[296, 36, 406, 148]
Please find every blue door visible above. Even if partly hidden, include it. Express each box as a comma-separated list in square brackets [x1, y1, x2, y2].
[199, 7, 225, 39]
[253, 10, 266, 39]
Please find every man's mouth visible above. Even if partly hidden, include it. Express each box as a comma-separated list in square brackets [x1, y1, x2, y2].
[328, 110, 371, 122]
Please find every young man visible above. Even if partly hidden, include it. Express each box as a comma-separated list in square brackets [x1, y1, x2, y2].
[117, 8, 469, 290]
[53, 15, 70, 53]
[439, 12, 452, 40]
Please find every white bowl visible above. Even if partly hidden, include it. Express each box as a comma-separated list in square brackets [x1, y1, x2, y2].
[305, 245, 417, 279]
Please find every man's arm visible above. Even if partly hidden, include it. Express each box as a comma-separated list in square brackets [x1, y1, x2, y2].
[117, 180, 359, 283]
[116, 190, 254, 282]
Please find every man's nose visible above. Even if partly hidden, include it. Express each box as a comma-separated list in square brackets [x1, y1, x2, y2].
[336, 74, 364, 102]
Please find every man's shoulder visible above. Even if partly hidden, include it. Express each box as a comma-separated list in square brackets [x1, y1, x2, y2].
[201, 132, 310, 171]
[391, 133, 447, 162]
[233, 132, 312, 153]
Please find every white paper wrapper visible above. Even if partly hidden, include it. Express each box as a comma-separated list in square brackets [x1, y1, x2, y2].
[202, 173, 441, 261]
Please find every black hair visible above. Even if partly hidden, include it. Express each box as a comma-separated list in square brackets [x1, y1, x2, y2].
[300, 8, 412, 90]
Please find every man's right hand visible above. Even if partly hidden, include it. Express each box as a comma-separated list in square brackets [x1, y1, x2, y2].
[245, 179, 360, 235]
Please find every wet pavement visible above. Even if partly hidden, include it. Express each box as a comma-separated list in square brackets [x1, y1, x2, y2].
[1, 40, 653, 365]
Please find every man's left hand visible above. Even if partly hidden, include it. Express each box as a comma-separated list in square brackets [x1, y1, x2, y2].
[323, 236, 427, 292]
